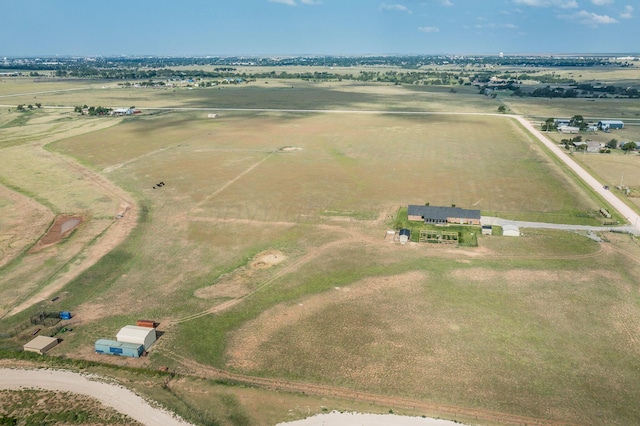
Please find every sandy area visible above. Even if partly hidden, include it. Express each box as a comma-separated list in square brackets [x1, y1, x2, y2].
[0, 368, 192, 426]
[277, 411, 464, 426]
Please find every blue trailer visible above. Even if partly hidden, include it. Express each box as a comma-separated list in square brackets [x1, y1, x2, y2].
[59, 311, 72, 320]
[95, 339, 143, 358]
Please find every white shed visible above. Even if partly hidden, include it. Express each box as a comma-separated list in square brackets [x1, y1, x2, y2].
[116, 325, 156, 349]
[502, 225, 520, 237]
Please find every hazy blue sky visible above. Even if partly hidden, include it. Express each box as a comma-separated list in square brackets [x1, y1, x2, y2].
[1, 0, 636, 56]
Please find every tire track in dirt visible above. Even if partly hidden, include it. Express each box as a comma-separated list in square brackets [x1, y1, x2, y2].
[167, 353, 570, 426]
[188, 152, 274, 214]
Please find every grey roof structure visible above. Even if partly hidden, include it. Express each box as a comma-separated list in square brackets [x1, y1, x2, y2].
[408, 205, 481, 221]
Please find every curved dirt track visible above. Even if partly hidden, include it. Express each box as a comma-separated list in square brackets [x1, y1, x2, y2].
[0, 368, 193, 426]
[169, 354, 568, 426]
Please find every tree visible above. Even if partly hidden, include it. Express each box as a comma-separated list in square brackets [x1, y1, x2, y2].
[570, 114, 587, 130]
[621, 141, 637, 152]
[606, 139, 618, 149]
[16, 104, 25, 111]
[543, 118, 556, 131]
[498, 105, 506, 113]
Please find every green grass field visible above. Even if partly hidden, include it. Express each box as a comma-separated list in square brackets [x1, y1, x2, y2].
[2, 76, 640, 425]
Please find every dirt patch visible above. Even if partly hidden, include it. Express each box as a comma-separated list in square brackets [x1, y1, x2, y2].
[29, 214, 84, 252]
[278, 146, 302, 152]
[194, 250, 287, 299]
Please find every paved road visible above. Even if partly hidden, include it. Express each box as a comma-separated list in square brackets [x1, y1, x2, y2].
[481, 216, 637, 237]
[0, 368, 193, 426]
[513, 115, 640, 234]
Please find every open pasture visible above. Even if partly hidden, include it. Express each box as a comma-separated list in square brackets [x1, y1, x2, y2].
[2, 75, 640, 425]
[2, 76, 501, 113]
[572, 150, 640, 210]
[220, 247, 640, 425]
[55, 112, 599, 225]
[503, 96, 640, 121]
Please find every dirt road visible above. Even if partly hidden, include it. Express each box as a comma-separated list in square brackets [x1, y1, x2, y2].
[0, 368, 193, 426]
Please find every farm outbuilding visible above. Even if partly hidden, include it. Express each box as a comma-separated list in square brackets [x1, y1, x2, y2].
[598, 120, 624, 130]
[558, 126, 580, 134]
[502, 225, 521, 237]
[399, 228, 411, 244]
[116, 325, 156, 349]
[23, 336, 58, 354]
[408, 205, 481, 226]
[95, 339, 144, 358]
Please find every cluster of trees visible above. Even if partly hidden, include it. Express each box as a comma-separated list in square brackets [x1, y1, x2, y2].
[73, 105, 112, 115]
[15, 103, 41, 111]
[511, 83, 639, 99]
[542, 115, 587, 131]
[3, 55, 631, 72]
[51, 67, 471, 86]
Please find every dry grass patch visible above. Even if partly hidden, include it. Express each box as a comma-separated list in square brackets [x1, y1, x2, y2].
[0, 389, 141, 425]
[195, 249, 287, 299]
[222, 251, 640, 424]
[0, 185, 53, 268]
[226, 270, 430, 372]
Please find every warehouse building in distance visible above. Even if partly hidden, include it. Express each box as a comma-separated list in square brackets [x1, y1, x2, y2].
[598, 120, 624, 130]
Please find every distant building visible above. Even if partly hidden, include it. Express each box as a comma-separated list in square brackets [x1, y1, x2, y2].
[111, 108, 140, 116]
[558, 126, 580, 134]
[598, 120, 624, 130]
[586, 141, 603, 153]
[408, 205, 481, 226]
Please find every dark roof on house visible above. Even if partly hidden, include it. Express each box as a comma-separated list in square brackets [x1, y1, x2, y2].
[408, 205, 481, 220]
[399, 228, 411, 236]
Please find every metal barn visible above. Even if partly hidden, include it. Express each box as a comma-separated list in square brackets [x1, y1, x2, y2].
[95, 339, 144, 358]
[116, 325, 157, 349]
[598, 120, 624, 130]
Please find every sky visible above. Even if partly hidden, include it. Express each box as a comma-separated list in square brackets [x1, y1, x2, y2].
[1, 0, 637, 57]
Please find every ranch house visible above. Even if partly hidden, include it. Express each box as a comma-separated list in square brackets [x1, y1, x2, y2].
[408, 205, 481, 226]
